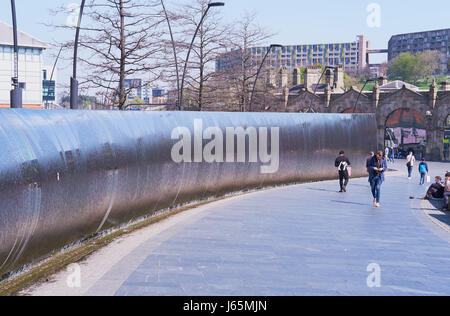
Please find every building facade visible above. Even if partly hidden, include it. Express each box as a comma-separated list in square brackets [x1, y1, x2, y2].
[388, 28, 450, 73]
[216, 35, 370, 75]
[0, 21, 49, 108]
[124, 79, 143, 100]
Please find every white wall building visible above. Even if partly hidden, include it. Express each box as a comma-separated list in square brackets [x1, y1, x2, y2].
[0, 21, 49, 108]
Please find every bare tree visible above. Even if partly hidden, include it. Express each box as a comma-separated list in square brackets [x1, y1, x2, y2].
[49, 0, 166, 110]
[418, 50, 446, 83]
[178, 0, 229, 110]
[219, 12, 274, 112]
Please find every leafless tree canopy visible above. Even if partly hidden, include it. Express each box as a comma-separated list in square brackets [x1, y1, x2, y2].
[219, 12, 275, 112]
[78, 0, 166, 109]
[178, 0, 229, 110]
[46, 1, 276, 111]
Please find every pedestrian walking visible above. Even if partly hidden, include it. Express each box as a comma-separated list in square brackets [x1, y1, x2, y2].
[335, 150, 351, 193]
[406, 152, 416, 180]
[443, 173, 450, 211]
[389, 147, 395, 164]
[418, 158, 429, 185]
[368, 151, 388, 208]
[366, 152, 375, 173]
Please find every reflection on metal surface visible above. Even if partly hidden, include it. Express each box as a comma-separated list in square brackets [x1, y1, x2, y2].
[0, 110, 376, 275]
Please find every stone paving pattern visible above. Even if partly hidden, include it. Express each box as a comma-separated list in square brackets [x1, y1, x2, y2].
[99, 162, 450, 296]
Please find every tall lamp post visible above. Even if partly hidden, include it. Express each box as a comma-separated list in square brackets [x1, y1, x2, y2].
[307, 65, 338, 113]
[249, 44, 282, 112]
[10, 0, 22, 108]
[45, 46, 63, 109]
[352, 77, 378, 113]
[425, 111, 433, 161]
[160, 0, 180, 110]
[179, 2, 224, 111]
[70, 0, 86, 110]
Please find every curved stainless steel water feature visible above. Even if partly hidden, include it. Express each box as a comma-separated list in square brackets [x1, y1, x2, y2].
[0, 109, 377, 275]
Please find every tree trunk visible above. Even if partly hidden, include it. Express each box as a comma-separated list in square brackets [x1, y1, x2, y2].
[198, 28, 204, 111]
[119, 0, 126, 110]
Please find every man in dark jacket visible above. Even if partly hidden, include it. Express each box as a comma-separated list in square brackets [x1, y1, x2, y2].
[366, 152, 375, 173]
[424, 176, 445, 200]
[335, 150, 351, 193]
[368, 151, 388, 207]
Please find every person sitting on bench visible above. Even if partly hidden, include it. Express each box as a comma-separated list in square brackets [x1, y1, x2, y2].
[424, 176, 445, 200]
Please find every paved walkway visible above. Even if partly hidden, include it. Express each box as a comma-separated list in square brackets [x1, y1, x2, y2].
[25, 161, 450, 296]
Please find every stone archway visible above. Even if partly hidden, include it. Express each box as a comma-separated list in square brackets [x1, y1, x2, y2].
[437, 114, 450, 161]
[376, 90, 431, 155]
[429, 100, 450, 161]
[384, 108, 426, 159]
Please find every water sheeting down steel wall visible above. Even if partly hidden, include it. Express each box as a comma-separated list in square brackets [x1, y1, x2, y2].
[0, 110, 377, 275]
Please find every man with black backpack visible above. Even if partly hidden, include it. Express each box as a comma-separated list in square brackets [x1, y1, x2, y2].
[335, 150, 351, 193]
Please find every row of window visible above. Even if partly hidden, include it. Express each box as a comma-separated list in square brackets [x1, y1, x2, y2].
[251, 43, 359, 55]
[393, 30, 449, 40]
[269, 58, 357, 67]
[0, 46, 42, 55]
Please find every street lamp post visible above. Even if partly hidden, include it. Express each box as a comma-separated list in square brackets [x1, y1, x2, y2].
[179, 2, 224, 111]
[425, 111, 433, 160]
[352, 78, 378, 113]
[45, 46, 63, 109]
[307, 66, 338, 113]
[10, 0, 22, 108]
[70, 0, 86, 110]
[160, 0, 181, 110]
[249, 44, 282, 112]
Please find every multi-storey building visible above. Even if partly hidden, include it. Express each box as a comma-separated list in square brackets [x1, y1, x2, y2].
[124, 79, 142, 100]
[132, 82, 167, 105]
[388, 28, 449, 73]
[216, 35, 370, 75]
[0, 21, 49, 108]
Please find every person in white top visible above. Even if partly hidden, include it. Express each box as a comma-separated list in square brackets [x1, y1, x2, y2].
[406, 152, 416, 180]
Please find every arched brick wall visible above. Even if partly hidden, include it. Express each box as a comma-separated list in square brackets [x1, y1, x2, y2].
[285, 83, 450, 160]
[286, 91, 324, 113]
[435, 95, 450, 128]
[329, 89, 372, 114]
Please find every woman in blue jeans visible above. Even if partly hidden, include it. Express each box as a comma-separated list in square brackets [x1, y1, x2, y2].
[368, 151, 388, 208]
[406, 152, 416, 180]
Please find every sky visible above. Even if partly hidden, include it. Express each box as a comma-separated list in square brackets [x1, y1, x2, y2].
[0, 0, 449, 94]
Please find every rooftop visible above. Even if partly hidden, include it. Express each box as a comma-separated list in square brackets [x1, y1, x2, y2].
[380, 80, 419, 91]
[0, 21, 49, 49]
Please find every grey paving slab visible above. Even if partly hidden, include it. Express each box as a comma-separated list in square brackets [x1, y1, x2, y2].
[95, 162, 450, 296]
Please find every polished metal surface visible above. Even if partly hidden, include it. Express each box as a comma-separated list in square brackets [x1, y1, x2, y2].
[0, 109, 376, 276]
